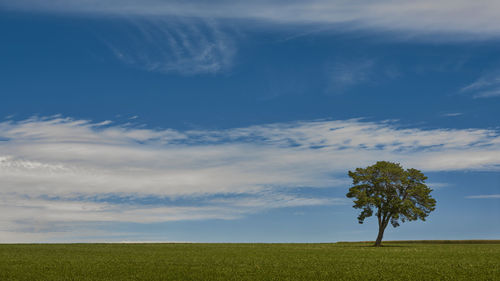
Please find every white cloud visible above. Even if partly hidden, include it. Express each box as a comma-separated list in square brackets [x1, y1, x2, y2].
[461, 73, 500, 98]
[465, 194, 500, 199]
[3, 0, 500, 38]
[1, 116, 500, 241]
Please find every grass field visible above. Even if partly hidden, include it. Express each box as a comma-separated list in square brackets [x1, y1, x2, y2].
[1, 242, 499, 281]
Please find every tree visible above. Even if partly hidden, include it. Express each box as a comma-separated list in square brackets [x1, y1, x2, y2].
[346, 161, 436, 247]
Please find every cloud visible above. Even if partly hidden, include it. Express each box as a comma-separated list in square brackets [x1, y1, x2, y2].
[101, 18, 236, 75]
[3, 0, 500, 38]
[465, 194, 500, 199]
[1, 116, 500, 241]
[442, 113, 463, 117]
[461, 73, 500, 98]
[326, 59, 375, 94]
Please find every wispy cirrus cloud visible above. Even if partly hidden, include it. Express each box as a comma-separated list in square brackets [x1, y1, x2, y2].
[326, 59, 376, 94]
[461, 73, 500, 98]
[1, 116, 500, 241]
[442, 112, 463, 117]
[465, 194, 500, 199]
[3, 0, 500, 38]
[4, 1, 498, 76]
[101, 18, 236, 75]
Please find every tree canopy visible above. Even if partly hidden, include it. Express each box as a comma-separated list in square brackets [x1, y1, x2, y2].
[346, 161, 436, 246]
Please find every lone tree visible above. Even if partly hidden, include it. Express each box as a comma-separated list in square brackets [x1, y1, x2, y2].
[346, 161, 436, 246]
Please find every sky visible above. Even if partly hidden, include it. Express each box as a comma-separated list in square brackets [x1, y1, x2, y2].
[0, 0, 499, 243]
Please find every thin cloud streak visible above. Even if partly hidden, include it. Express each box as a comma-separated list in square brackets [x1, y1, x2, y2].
[3, 0, 500, 38]
[465, 194, 500, 199]
[461, 73, 500, 98]
[442, 113, 463, 117]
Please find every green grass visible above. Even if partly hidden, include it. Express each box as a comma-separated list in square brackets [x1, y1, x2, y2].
[1, 242, 499, 281]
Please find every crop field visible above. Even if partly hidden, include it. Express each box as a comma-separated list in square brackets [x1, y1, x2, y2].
[1, 242, 499, 281]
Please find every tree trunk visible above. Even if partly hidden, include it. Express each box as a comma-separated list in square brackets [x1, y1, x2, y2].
[374, 223, 386, 247]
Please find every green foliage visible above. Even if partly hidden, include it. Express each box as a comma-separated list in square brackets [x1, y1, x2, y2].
[0, 243, 499, 280]
[347, 161, 436, 228]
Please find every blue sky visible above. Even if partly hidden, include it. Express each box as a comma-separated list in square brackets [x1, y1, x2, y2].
[0, 0, 499, 242]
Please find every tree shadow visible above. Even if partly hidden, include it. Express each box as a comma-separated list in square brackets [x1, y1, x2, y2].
[336, 243, 411, 248]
